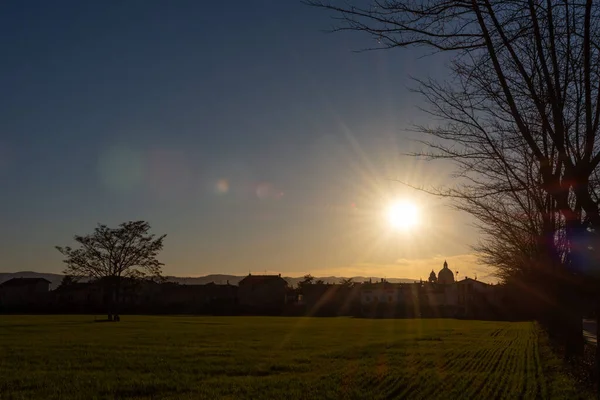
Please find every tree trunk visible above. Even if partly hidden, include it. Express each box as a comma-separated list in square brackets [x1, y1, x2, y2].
[564, 313, 584, 358]
[114, 277, 121, 322]
[596, 303, 600, 391]
[561, 279, 584, 358]
[104, 278, 116, 322]
[561, 219, 585, 358]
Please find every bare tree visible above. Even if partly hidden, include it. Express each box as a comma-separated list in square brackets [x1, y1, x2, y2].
[340, 277, 355, 287]
[57, 274, 77, 291]
[56, 221, 166, 321]
[306, 0, 600, 241]
[307, 0, 600, 359]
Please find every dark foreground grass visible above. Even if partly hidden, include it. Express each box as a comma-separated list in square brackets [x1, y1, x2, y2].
[0, 316, 586, 399]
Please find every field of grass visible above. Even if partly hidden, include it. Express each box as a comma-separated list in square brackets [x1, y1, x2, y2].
[0, 316, 586, 399]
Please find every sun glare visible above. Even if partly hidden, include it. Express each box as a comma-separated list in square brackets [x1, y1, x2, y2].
[387, 201, 419, 231]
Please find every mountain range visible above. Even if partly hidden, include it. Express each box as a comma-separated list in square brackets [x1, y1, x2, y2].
[0, 271, 417, 290]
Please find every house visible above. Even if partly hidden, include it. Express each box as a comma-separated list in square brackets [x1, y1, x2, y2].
[356, 261, 502, 319]
[203, 282, 238, 307]
[360, 280, 402, 306]
[0, 278, 51, 310]
[420, 282, 458, 317]
[360, 280, 411, 317]
[238, 274, 288, 311]
[301, 283, 359, 316]
[159, 282, 238, 313]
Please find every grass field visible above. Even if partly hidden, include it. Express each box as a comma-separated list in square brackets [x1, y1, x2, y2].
[0, 316, 586, 399]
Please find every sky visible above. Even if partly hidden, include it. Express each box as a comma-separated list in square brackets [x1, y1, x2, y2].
[0, 1, 491, 281]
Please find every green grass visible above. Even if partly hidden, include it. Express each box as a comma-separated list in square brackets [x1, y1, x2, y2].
[0, 316, 585, 399]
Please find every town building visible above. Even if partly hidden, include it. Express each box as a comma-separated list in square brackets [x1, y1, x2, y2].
[0, 278, 51, 310]
[238, 274, 288, 312]
[437, 260, 455, 284]
[358, 261, 500, 319]
[0, 264, 503, 319]
[301, 283, 359, 316]
[160, 281, 238, 313]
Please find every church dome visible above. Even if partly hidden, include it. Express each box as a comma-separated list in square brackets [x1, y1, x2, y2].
[438, 260, 455, 284]
[428, 270, 437, 283]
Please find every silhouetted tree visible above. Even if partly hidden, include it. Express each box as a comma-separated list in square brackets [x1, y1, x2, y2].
[308, 0, 600, 361]
[340, 278, 355, 287]
[56, 221, 166, 321]
[57, 274, 77, 290]
[315, 279, 325, 285]
[297, 274, 314, 291]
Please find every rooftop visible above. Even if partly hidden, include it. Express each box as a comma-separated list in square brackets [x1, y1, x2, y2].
[239, 274, 287, 286]
[0, 278, 52, 287]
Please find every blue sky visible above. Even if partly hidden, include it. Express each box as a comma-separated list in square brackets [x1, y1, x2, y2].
[0, 1, 484, 279]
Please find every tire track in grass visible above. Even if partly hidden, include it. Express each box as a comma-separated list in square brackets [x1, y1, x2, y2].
[532, 324, 566, 399]
[493, 336, 522, 398]
[518, 327, 533, 396]
[531, 333, 541, 397]
[440, 344, 480, 371]
[531, 327, 544, 398]
[487, 327, 524, 399]
[532, 324, 548, 399]
[516, 333, 530, 398]
[462, 330, 515, 399]
[444, 346, 494, 397]
[389, 371, 433, 399]
[399, 363, 438, 400]
[346, 342, 414, 398]
[440, 328, 499, 398]
[495, 325, 532, 399]
[337, 355, 362, 398]
[437, 326, 496, 397]
[467, 345, 507, 398]
[513, 325, 534, 398]
[378, 374, 411, 399]
[441, 338, 491, 375]
[516, 334, 531, 399]
[369, 360, 413, 400]
[486, 333, 518, 398]
[516, 327, 538, 399]
[381, 344, 441, 399]
[374, 349, 426, 399]
[459, 337, 501, 386]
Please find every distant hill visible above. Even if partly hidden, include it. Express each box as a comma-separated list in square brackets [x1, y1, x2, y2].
[0, 271, 418, 290]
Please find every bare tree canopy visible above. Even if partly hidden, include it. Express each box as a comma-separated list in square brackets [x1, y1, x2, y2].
[56, 220, 166, 320]
[306, 0, 600, 227]
[307, 0, 600, 360]
[340, 277, 355, 287]
[57, 221, 165, 280]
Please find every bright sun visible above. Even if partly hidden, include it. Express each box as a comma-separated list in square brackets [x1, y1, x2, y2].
[387, 201, 420, 230]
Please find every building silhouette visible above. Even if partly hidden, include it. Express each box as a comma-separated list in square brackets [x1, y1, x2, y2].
[0, 278, 50, 310]
[0, 261, 505, 319]
[437, 260, 455, 284]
